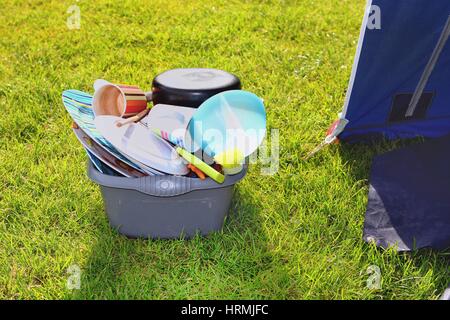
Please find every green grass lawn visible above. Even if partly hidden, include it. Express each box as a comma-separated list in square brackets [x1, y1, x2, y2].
[0, 0, 448, 299]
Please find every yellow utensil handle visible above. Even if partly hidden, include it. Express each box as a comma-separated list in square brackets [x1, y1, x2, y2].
[176, 147, 225, 184]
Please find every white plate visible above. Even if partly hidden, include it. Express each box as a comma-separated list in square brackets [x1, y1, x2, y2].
[94, 115, 188, 175]
[143, 104, 199, 152]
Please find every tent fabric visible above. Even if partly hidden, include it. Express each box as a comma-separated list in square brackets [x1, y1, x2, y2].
[340, 0, 450, 142]
[363, 135, 450, 251]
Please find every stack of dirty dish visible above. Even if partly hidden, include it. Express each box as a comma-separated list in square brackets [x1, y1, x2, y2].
[62, 68, 267, 184]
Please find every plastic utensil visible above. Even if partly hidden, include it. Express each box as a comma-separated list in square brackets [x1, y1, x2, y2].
[175, 147, 225, 184]
[151, 128, 225, 183]
[116, 109, 149, 127]
[187, 164, 206, 180]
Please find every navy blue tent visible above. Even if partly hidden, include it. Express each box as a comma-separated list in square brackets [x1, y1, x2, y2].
[333, 0, 450, 142]
[320, 0, 450, 253]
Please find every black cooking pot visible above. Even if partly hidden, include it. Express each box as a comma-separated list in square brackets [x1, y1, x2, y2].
[150, 68, 241, 108]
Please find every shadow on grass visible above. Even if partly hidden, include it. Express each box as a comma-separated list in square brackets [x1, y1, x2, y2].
[65, 182, 280, 299]
[337, 140, 450, 298]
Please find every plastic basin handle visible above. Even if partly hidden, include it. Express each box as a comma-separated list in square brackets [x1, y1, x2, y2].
[87, 161, 243, 197]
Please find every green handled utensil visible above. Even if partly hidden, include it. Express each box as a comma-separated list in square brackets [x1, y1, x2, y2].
[151, 128, 225, 184]
[175, 147, 225, 184]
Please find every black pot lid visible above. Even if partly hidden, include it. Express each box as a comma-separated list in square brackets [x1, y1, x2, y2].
[152, 68, 241, 108]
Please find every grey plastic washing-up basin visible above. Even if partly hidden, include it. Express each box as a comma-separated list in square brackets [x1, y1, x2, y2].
[87, 161, 247, 239]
